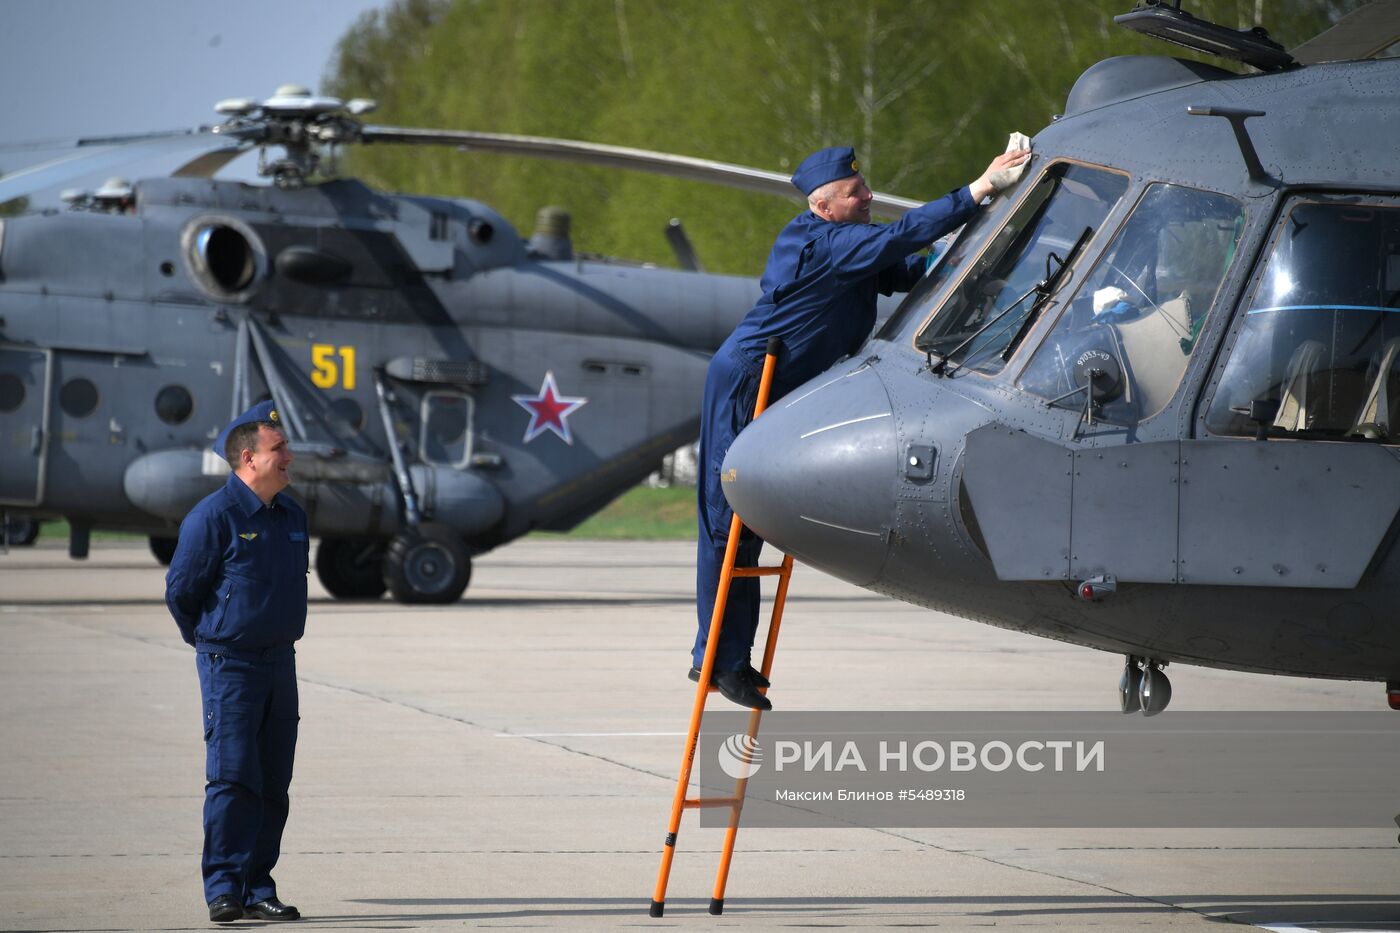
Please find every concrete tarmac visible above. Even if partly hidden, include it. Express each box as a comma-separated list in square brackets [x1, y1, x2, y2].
[1, 538, 1397, 931]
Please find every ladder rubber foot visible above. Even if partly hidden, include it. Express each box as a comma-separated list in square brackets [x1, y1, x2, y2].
[649, 900, 665, 918]
[709, 897, 724, 915]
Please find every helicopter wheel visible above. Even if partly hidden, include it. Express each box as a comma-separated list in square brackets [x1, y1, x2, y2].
[383, 523, 472, 605]
[1119, 656, 1143, 714]
[1139, 662, 1172, 716]
[4, 517, 40, 547]
[316, 537, 389, 600]
[149, 535, 178, 566]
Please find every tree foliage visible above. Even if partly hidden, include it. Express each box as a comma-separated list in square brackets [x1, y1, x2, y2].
[324, 0, 1363, 275]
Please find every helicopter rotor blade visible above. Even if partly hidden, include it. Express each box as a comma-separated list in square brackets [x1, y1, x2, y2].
[1292, 1, 1400, 64]
[360, 125, 922, 219]
[170, 144, 252, 178]
[0, 132, 245, 204]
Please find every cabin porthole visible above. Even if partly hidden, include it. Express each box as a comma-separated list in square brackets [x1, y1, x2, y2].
[59, 378, 98, 418]
[155, 384, 194, 425]
[0, 373, 23, 412]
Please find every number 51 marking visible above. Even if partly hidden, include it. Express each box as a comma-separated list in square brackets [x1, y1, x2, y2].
[311, 344, 356, 390]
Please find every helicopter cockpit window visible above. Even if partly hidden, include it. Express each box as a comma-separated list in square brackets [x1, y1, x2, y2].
[1205, 197, 1400, 442]
[1020, 184, 1243, 423]
[913, 163, 1128, 375]
[420, 391, 474, 467]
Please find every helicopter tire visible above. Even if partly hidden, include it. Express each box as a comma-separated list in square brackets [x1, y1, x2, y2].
[3, 517, 40, 547]
[1140, 664, 1172, 716]
[316, 537, 389, 600]
[149, 535, 178, 566]
[383, 523, 472, 604]
[1118, 656, 1143, 714]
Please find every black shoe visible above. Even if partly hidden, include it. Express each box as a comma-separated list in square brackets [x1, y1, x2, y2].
[713, 668, 772, 711]
[689, 665, 770, 689]
[208, 894, 242, 923]
[244, 898, 301, 921]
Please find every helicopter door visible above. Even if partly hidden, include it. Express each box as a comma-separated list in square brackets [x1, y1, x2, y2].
[961, 425, 1180, 583]
[0, 345, 53, 506]
[1191, 195, 1400, 587]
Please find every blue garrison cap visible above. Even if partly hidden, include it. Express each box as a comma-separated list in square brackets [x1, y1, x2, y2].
[212, 399, 283, 456]
[791, 146, 861, 196]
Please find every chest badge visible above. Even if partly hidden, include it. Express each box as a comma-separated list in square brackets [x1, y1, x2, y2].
[238, 532, 259, 541]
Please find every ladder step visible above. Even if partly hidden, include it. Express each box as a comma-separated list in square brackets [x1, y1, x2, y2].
[683, 796, 742, 809]
[730, 566, 787, 577]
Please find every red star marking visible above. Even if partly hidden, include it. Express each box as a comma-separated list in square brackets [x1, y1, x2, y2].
[512, 371, 587, 445]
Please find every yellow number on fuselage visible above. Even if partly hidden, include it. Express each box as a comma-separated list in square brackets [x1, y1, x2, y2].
[311, 344, 356, 390]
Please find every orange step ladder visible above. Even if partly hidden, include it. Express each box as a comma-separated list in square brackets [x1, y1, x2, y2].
[651, 338, 795, 918]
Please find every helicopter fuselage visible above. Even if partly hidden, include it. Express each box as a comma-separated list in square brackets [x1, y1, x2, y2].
[0, 176, 757, 555]
[723, 54, 1400, 684]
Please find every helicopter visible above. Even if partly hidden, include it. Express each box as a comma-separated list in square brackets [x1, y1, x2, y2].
[719, 0, 1400, 714]
[0, 84, 930, 603]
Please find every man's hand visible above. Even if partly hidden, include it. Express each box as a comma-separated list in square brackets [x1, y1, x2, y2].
[970, 144, 1032, 202]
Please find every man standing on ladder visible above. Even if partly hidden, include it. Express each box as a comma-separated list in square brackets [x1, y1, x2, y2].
[692, 141, 1032, 710]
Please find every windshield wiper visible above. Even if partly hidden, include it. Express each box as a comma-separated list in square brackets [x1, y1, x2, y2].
[926, 285, 1040, 375]
[998, 225, 1094, 362]
[941, 224, 1093, 378]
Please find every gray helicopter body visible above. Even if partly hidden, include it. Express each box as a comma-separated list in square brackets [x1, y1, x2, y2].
[723, 49, 1400, 697]
[1, 170, 756, 598]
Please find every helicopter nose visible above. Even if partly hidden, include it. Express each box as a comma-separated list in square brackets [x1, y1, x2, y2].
[721, 364, 894, 586]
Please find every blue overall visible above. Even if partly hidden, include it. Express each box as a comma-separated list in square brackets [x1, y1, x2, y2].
[693, 187, 979, 671]
[165, 472, 309, 906]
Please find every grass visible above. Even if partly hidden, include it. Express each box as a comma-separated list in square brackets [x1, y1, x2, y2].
[20, 486, 699, 546]
[545, 485, 697, 540]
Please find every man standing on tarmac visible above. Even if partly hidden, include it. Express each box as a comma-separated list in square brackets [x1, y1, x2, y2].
[166, 400, 308, 923]
[692, 141, 1032, 711]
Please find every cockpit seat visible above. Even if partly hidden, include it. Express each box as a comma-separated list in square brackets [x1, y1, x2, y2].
[1112, 293, 1193, 417]
[1349, 336, 1400, 440]
[1272, 339, 1327, 432]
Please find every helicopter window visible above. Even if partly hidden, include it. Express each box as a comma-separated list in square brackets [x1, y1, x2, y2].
[59, 377, 98, 418]
[1020, 184, 1243, 423]
[1205, 197, 1400, 442]
[154, 385, 194, 426]
[913, 163, 1129, 375]
[329, 397, 366, 433]
[420, 391, 474, 467]
[0, 373, 23, 413]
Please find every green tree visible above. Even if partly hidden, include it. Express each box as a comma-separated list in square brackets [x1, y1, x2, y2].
[324, 0, 1365, 275]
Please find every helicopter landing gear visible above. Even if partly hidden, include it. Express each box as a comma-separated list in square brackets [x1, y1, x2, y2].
[1140, 662, 1171, 715]
[383, 522, 472, 604]
[1119, 655, 1143, 713]
[316, 537, 389, 600]
[3, 516, 40, 547]
[149, 535, 178, 566]
[1120, 655, 1171, 715]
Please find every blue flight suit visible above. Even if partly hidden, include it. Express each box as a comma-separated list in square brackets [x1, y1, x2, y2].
[693, 187, 979, 672]
[165, 472, 309, 906]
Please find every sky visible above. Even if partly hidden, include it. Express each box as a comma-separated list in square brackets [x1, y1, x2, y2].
[0, 0, 387, 190]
